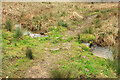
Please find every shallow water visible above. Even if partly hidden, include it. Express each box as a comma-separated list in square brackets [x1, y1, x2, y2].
[91, 45, 113, 60]
[81, 43, 113, 60]
[24, 31, 48, 38]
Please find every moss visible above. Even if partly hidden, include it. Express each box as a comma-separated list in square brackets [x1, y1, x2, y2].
[79, 34, 95, 43]
[79, 44, 90, 51]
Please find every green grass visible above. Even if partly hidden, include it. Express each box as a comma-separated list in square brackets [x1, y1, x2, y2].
[2, 3, 118, 78]
[57, 42, 116, 78]
[2, 25, 117, 78]
[2, 29, 49, 77]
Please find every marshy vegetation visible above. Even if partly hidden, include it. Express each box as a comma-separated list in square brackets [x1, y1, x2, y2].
[1, 2, 119, 78]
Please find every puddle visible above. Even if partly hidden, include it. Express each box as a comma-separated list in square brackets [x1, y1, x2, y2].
[82, 43, 113, 60]
[91, 45, 113, 60]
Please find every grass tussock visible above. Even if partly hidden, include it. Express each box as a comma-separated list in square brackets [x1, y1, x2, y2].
[58, 20, 68, 27]
[26, 47, 33, 59]
[14, 27, 23, 39]
[83, 26, 94, 34]
[5, 19, 13, 31]
[50, 68, 71, 79]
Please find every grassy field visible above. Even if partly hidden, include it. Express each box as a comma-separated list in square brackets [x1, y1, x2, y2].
[1, 2, 119, 78]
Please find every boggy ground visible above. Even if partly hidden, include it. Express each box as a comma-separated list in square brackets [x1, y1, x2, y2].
[2, 2, 119, 78]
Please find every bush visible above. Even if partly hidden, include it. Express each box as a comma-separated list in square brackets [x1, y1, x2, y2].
[14, 27, 23, 39]
[26, 47, 33, 59]
[5, 19, 12, 31]
[58, 21, 68, 27]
